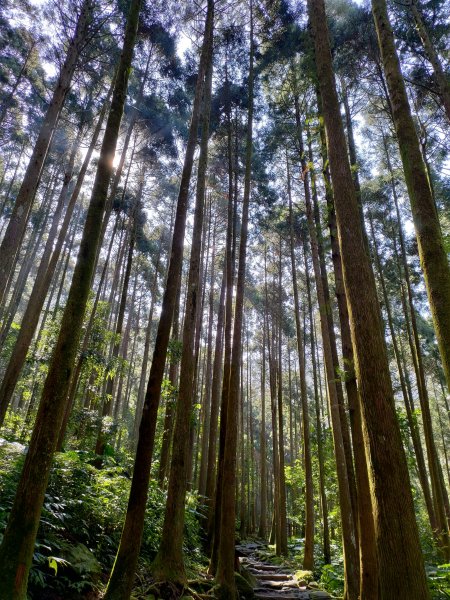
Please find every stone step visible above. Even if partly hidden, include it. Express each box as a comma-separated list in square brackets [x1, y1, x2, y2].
[255, 594, 310, 600]
[256, 574, 293, 581]
[248, 564, 283, 572]
[257, 583, 299, 591]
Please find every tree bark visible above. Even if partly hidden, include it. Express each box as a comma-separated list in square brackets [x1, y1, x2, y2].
[287, 158, 314, 569]
[103, 5, 214, 597]
[216, 7, 254, 595]
[151, 37, 214, 582]
[0, 0, 92, 306]
[308, 0, 430, 595]
[0, 0, 141, 595]
[372, 0, 450, 393]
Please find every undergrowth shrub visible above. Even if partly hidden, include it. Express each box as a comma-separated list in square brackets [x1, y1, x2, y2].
[0, 441, 204, 598]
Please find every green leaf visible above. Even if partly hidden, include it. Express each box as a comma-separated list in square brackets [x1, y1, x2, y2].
[48, 557, 58, 576]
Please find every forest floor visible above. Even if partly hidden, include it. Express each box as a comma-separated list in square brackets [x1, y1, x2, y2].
[237, 542, 334, 600]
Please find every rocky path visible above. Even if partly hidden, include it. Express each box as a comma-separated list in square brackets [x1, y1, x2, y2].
[237, 543, 333, 600]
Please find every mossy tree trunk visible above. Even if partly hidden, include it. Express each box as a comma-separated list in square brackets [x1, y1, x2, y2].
[315, 110, 378, 598]
[295, 99, 359, 599]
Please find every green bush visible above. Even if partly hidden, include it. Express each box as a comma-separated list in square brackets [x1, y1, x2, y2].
[428, 564, 450, 599]
[0, 442, 204, 598]
[319, 562, 344, 597]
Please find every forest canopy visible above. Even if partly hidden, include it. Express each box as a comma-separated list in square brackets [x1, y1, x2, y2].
[0, 0, 449, 598]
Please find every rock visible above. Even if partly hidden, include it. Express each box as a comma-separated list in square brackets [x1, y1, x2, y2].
[309, 592, 331, 599]
[235, 572, 255, 599]
[309, 581, 319, 588]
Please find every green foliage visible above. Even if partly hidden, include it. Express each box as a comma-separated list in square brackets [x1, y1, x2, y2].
[0, 442, 204, 597]
[427, 564, 450, 599]
[319, 562, 344, 597]
[167, 337, 183, 364]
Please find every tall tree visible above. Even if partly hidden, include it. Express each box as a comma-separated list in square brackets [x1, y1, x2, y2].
[0, 0, 141, 594]
[372, 0, 450, 393]
[216, 3, 254, 596]
[0, 0, 94, 306]
[102, 3, 215, 597]
[307, 0, 430, 596]
[151, 14, 214, 583]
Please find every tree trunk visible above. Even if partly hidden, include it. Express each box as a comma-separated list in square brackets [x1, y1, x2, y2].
[204, 266, 226, 525]
[369, 214, 438, 537]
[0, 0, 141, 595]
[287, 160, 314, 569]
[198, 216, 217, 497]
[0, 0, 92, 305]
[308, 0, 430, 595]
[372, 0, 450, 393]
[208, 50, 238, 574]
[295, 99, 359, 598]
[151, 24, 213, 582]
[314, 114, 378, 598]
[216, 7, 253, 595]
[157, 281, 181, 487]
[304, 244, 330, 564]
[258, 316, 268, 540]
[103, 5, 214, 597]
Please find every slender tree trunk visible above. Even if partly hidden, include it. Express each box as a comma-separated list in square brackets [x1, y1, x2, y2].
[209, 48, 237, 573]
[372, 0, 450, 393]
[204, 264, 226, 531]
[268, 315, 281, 554]
[287, 160, 314, 569]
[0, 0, 92, 305]
[157, 282, 181, 487]
[308, 0, 430, 595]
[216, 8, 253, 595]
[304, 246, 330, 564]
[0, 0, 141, 595]
[258, 317, 268, 539]
[133, 252, 159, 443]
[103, 6, 214, 597]
[148, 19, 213, 583]
[198, 216, 217, 497]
